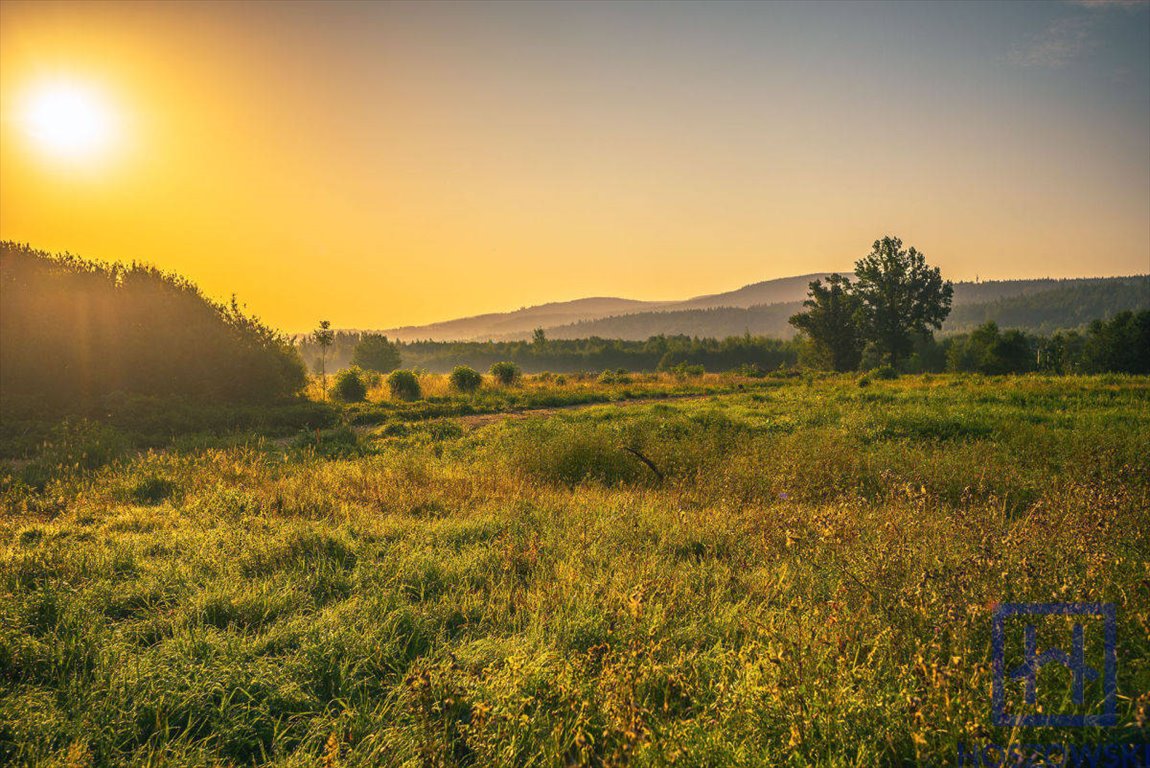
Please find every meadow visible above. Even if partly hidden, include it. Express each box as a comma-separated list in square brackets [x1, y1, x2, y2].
[1, 373, 1147, 766]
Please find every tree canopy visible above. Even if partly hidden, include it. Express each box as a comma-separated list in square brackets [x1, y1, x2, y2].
[788, 273, 863, 372]
[351, 333, 401, 373]
[853, 236, 953, 366]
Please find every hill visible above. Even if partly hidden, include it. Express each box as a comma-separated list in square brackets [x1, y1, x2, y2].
[944, 277, 1150, 334]
[668, 273, 837, 311]
[523, 276, 1150, 341]
[381, 273, 839, 341]
[382, 297, 670, 342]
[376, 275, 1148, 342]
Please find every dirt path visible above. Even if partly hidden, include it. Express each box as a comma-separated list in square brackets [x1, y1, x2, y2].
[442, 389, 732, 431]
[269, 390, 730, 448]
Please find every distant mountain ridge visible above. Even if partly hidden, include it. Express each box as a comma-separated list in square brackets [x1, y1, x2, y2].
[377, 274, 1148, 342]
[382, 297, 669, 342]
[381, 273, 837, 341]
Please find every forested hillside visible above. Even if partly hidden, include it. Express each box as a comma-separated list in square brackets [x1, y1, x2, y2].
[944, 277, 1150, 333]
[537, 276, 1149, 341]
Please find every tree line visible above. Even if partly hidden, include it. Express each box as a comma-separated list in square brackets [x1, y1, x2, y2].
[303, 315, 1149, 380]
[298, 330, 799, 375]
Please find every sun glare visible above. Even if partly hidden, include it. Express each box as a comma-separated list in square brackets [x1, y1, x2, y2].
[21, 80, 118, 161]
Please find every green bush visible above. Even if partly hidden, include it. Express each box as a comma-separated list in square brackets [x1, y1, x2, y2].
[333, 368, 368, 403]
[387, 369, 422, 401]
[597, 370, 632, 385]
[669, 362, 705, 379]
[490, 361, 521, 386]
[449, 365, 482, 393]
[0, 242, 306, 410]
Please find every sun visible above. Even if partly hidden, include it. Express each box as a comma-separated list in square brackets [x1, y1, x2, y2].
[21, 80, 118, 161]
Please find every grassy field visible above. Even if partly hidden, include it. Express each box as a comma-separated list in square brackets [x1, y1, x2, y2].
[1, 374, 1148, 766]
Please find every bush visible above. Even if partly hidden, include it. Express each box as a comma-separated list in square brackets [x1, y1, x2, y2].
[387, 369, 422, 401]
[333, 368, 368, 403]
[872, 365, 899, 380]
[449, 365, 483, 393]
[0, 243, 306, 411]
[669, 363, 705, 379]
[490, 361, 521, 386]
[598, 370, 632, 385]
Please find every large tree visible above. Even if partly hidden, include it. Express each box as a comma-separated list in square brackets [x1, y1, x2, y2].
[853, 236, 953, 367]
[788, 273, 863, 371]
[351, 333, 401, 373]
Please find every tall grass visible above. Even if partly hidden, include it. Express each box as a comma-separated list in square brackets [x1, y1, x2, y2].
[1, 375, 1147, 766]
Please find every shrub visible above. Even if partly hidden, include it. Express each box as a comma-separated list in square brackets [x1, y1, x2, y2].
[449, 365, 483, 393]
[873, 365, 899, 380]
[670, 363, 705, 379]
[598, 370, 631, 385]
[0, 243, 306, 410]
[490, 361, 521, 386]
[333, 368, 368, 403]
[387, 369, 422, 401]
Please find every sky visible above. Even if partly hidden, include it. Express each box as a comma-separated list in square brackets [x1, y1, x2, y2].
[1, 0, 1148, 332]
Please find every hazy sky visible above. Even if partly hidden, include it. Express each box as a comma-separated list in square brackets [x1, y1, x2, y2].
[1, 0, 1148, 332]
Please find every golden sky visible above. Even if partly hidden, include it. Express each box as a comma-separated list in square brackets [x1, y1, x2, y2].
[2, 0, 1148, 332]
